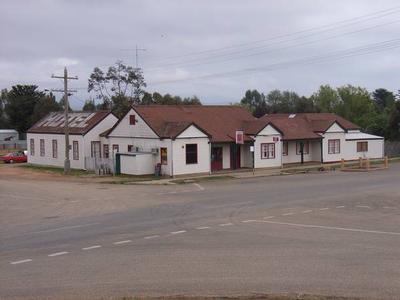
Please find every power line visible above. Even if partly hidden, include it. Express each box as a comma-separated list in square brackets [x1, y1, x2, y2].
[145, 18, 400, 71]
[147, 5, 400, 65]
[147, 38, 400, 85]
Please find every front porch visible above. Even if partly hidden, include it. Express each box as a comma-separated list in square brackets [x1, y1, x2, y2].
[282, 139, 322, 164]
[210, 142, 252, 172]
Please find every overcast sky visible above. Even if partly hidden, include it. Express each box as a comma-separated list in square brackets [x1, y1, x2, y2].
[1, 0, 399, 109]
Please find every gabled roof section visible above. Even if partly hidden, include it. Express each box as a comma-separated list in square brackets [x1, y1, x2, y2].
[260, 113, 360, 141]
[133, 105, 257, 142]
[242, 119, 283, 136]
[302, 113, 360, 132]
[28, 111, 113, 135]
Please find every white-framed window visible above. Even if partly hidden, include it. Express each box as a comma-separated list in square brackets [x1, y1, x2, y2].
[328, 139, 340, 154]
[261, 143, 275, 159]
[282, 141, 288, 156]
[185, 144, 198, 164]
[357, 141, 368, 152]
[103, 144, 109, 158]
[40, 139, 45, 157]
[73, 141, 79, 160]
[30, 139, 35, 156]
[52, 139, 58, 158]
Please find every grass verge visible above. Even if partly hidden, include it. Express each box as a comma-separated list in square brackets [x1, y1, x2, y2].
[19, 164, 93, 176]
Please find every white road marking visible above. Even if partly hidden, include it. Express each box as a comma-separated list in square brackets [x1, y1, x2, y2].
[170, 230, 186, 235]
[264, 216, 275, 219]
[193, 183, 205, 191]
[302, 210, 313, 213]
[10, 259, 32, 265]
[241, 220, 257, 223]
[336, 206, 345, 208]
[383, 206, 397, 209]
[32, 223, 99, 234]
[144, 235, 160, 239]
[113, 240, 132, 245]
[260, 220, 400, 237]
[356, 205, 371, 209]
[48, 251, 69, 257]
[219, 223, 233, 226]
[319, 208, 330, 211]
[82, 245, 102, 250]
[196, 226, 210, 230]
[282, 212, 294, 216]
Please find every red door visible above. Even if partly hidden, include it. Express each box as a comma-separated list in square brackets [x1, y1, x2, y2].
[211, 147, 223, 171]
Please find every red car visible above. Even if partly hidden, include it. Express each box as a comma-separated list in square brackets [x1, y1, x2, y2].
[0, 151, 27, 163]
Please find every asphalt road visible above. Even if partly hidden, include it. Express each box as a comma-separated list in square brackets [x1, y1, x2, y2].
[1, 165, 400, 299]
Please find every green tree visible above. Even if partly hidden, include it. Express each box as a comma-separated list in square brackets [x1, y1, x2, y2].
[88, 60, 147, 113]
[335, 85, 376, 129]
[31, 92, 62, 124]
[82, 99, 96, 112]
[141, 92, 154, 105]
[152, 92, 163, 104]
[182, 96, 202, 105]
[311, 85, 340, 112]
[0, 89, 9, 128]
[387, 101, 400, 140]
[241, 90, 267, 117]
[372, 88, 395, 112]
[294, 96, 316, 113]
[5, 85, 44, 135]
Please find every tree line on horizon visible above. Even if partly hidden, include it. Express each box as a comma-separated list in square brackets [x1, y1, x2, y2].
[239, 86, 400, 140]
[0, 61, 399, 140]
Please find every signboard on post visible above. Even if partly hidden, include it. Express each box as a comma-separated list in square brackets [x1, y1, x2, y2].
[235, 130, 244, 144]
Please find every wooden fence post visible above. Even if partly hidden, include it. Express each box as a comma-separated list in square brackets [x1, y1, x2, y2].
[359, 157, 363, 168]
[366, 158, 370, 170]
[341, 159, 345, 170]
[384, 156, 389, 168]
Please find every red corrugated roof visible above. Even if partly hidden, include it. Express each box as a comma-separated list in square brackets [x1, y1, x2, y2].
[133, 105, 257, 142]
[106, 106, 360, 142]
[260, 113, 360, 141]
[28, 111, 113, 135]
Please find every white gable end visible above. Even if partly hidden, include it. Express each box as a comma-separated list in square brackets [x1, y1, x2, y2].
[109, 109, 158, 138]
[257, 124, 281, 136]
[176, 125, 208, 138]
[325, 122, 345, 133]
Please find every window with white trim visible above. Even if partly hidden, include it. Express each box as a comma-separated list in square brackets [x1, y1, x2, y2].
[328, 139, 340, 154]
[73, 141, 79, 160]
[282, 141, 288, 156]
[357, 141, 368, 152]
[30, 139, 35, 156]
[40, 139, 45, 157]
[52, 139, 58, 158]
[261, 143, 275, 159]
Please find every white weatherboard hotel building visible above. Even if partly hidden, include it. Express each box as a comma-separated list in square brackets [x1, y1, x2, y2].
[27, 106, 384, 176]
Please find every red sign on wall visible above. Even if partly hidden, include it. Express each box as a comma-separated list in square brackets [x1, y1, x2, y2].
[236, 130, 244, 144]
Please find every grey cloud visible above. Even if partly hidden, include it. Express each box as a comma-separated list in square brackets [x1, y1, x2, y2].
[0, 0, 399, 109]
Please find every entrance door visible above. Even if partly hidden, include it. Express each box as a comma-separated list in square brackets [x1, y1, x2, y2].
[230, 144, 241, 169]
[211, 147, 223, 171]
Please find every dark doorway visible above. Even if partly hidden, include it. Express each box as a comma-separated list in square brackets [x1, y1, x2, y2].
[230, 144, 241, 169]
[211, 146, 223, 171]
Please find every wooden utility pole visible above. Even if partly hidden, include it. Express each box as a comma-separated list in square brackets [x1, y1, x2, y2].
[51, 67, 78, 174]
